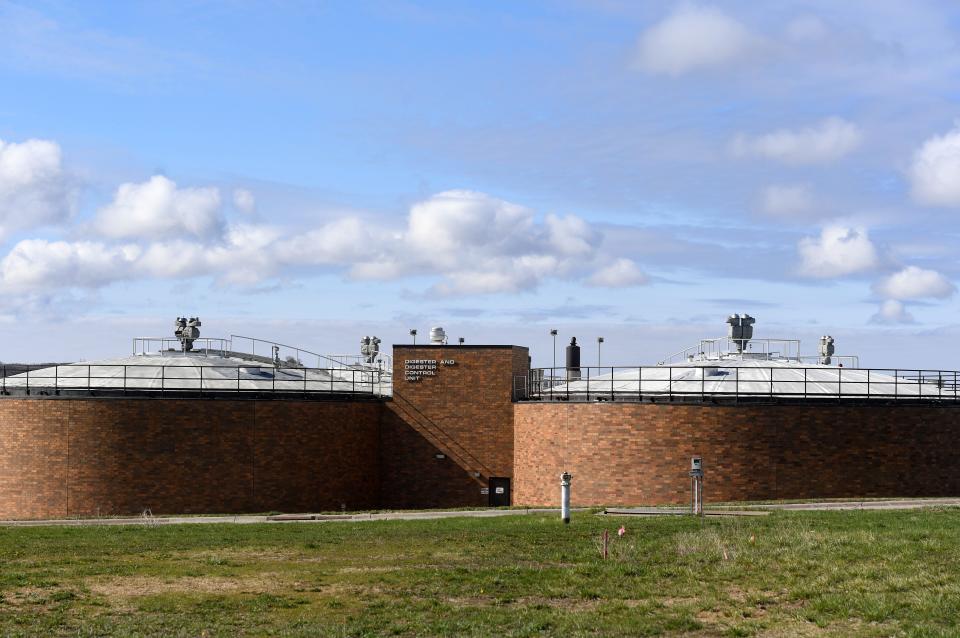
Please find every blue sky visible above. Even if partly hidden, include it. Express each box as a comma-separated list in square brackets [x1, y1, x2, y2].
[1, 1, 960, 367]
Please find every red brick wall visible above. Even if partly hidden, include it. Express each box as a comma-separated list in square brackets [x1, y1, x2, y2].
[514, 402, 960, 506]
[381, 345, 529, 508]
[0, 398, 381, 519]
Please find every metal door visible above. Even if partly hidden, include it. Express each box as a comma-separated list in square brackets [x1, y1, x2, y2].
[488, 477, 511, 507]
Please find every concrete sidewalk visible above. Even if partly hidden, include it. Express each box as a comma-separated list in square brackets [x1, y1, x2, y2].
[603, 498, 960, 517]
[0, 507, 581, 528]
[603, 508, 769, 517]
[744, 497, 960, 511]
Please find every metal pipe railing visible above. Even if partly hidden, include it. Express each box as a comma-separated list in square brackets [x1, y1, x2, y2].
[524, 365, 960, 403]
[0, 364, 389, 397]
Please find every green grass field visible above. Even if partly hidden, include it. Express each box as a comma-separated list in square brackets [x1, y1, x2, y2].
[1, 508, 959, 637]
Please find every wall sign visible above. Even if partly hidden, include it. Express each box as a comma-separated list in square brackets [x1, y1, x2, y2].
[404, 358, 456, 382]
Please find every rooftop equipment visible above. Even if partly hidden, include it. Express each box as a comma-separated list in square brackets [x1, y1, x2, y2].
[430, 326, 448, 345]
[566, 337, 581, 380]
[819, 335, 835, 365]
[174, 317, 201, 352]
[360, 336, 381, 364]
[726, 313, 755, 353]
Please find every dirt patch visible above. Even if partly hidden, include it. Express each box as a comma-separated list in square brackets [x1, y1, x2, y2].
[86, 573, 288, 598]
[316, 582, 382, 596]
[337, 565, 405, 574]
[661, 595, 698, 607]
[442, 595, 622, 612]
[0, 587, 58, 607]
[515, 596, 605, 612]
[179, 548, 299, 563]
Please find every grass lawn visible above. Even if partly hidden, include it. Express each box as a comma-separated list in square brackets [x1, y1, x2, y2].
[1, 508, 959, 637]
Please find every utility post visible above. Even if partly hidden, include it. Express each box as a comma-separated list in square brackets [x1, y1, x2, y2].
[560, 471, 572, 524]
[689, 456, 704, 518]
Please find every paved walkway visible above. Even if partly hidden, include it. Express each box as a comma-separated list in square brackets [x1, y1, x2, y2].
[3, 498, 958, 527]
[744, 497, 960, 511]
[603, 508, 769, 517]
[604, 497, 960, 517]
[0, 508, 579, 528]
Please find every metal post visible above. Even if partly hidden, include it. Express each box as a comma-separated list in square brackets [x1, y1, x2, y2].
[560, 471, 572, 524]
[689, 457, 704, 517]
[550, 329, 558, 401]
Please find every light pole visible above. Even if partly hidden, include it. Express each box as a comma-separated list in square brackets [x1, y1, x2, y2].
[550, 329, 558, 399]
[410, 328, 417, 345]
[597, 336, 604, 370]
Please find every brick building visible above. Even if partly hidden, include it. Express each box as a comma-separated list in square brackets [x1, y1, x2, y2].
[0, 333, 958, 519]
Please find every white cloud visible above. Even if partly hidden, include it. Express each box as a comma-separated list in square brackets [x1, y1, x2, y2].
[275, 217, 388, 268]
[587, 258, 649, 288]
[232, 188, 256, 214]
[393, 190, 598, 294]
[732, 117, 862, 164]
[634, 5, 759, 76]
[797, 225, 878, 278]
[0, 239, 138, 293]
[433, 255, 560, 296]
[873, 266, 955, 300]
[94, 175, 223, 239]
[871, 299, 914, 324]
[545, 213, 597, 257]
[759, 184, 815, 217]
[406, 189, 534, 267]
[0, 138, 74, 238]
[909, 124, 960, 207]
[0, 190, 603, 298]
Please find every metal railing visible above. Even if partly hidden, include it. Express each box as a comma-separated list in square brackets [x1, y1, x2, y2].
[131, 335, 391, 371]
[323, 352, 393, 371]
[0, 363, 389, 397]
[797, 355, 860, 368]
[521, 366, 960, 403]
[658, 337, 802, 365]
[228, 335, 355, 369]
[133, 337, 231, 356]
